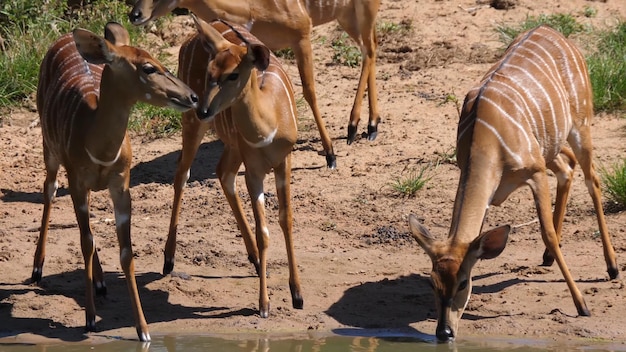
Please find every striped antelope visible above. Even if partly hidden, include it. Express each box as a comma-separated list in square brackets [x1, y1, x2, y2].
[170, 16, 303, 317]
[129, 0, 383, 168]
[33, 22, 198, 341]
[408, 25, 619, 342]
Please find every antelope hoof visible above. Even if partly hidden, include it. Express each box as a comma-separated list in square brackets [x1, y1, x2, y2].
[291, 287, 304, 309]
[326, 153, 337, 170]
[85, 318, 97, 333]
[31, 268, 43, 284]
[578, 306, 591, 317]
[137, 328, 151, 342]
[94, 281, 107, 297]
[367, 124, 378, 141]
[608, 266, 619, 280]
[259, 303, 270, 318]
[163, 258, 174, 276]
[346, 125, 358, 145]
[436, 325, 454, 342]
[248, 255, 266, 277]
[541, 249, 555, 266]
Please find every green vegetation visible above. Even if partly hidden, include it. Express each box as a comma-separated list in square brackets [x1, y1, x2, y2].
[495, 13, 586, 44]
[0, 0, 180, 135]
[331, 32, 361, 68]
[390, 164, 434, 197]
[600, 159, 626, 209]
[0, 0, 148, 109]
[586, 22, 626, 113]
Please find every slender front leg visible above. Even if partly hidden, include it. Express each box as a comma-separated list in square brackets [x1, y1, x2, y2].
[68, 184, 98, 332]
[109, 183, 150, 342]
[529, 172, 590, 316]
[216, 147, 260, 274]
[573, 132, 619, 279]
[273, 155, 303, 310]
[244, 167, 271, 317]
[543, 148, 576, 266]
[32, 152, 59, 283]
[292, 37, 336, 169]
[164, 112, 210, 275]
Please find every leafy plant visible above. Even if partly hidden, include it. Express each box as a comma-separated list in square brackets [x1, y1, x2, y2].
[390, 164, 434, 197]
[331, 32, 361, 68]
[600, 159, 626, 209]
[587, 22, 626, 113]
[129, 102, 183, 136]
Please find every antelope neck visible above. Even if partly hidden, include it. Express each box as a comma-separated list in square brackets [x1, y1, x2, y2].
[231, 71, 279, 148]
[83, 66, 135, 165]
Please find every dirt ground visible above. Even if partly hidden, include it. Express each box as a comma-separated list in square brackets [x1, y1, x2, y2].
[1, 0, 626, 345]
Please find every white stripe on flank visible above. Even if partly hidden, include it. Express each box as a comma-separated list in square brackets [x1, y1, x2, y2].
[479, 95, 532, 155]
[476, 119, 523, 165]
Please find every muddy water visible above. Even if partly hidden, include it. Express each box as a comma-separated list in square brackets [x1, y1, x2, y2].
[1, 331, 625, 352]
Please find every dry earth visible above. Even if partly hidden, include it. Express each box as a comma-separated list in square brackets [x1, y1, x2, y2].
[1, 0, 626, 345]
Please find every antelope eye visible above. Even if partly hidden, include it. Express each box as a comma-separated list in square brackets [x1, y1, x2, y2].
[458, 279, 468, 291]
[142, 64, 157, 74]
[226, 73, 239, 81]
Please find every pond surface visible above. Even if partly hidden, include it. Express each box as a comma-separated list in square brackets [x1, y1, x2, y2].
[1, 330, 624, 352]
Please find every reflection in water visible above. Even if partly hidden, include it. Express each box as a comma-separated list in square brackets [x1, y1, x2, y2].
[1, 333, 625, 352]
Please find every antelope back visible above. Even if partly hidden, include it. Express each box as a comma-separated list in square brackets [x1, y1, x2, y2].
[457, 25, 591, 170]
[178, 19, 296, 143]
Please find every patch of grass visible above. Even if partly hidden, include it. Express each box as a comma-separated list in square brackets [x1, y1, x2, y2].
[390, 164, 434, 197]
[274, 48, 295, 61]
[377, 19, 413, 35]
[495, 13, 586, 45]
[587, 22, 626, 113]
[582, 5, 598, 18]
[0, 0, 150, 110]
[129, 102, 183, 137]
[331, 32, 361, 68]
[600, 159, 626, 209]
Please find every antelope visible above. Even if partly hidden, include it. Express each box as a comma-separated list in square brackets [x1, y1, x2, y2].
[171, 15, 303, 317]
[33, 22, 198, 341]
[408, 25, 619, 342]
[129, 0, 383, 169]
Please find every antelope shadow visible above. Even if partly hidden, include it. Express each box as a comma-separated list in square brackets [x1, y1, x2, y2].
[0, 268, 257, 342]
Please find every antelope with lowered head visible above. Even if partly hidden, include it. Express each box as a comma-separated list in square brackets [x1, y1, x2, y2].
[170, 16, 303, 317]
[408, 25, 618, 342]
[129, 0, 383, 168]
[33, 22, 198, 341]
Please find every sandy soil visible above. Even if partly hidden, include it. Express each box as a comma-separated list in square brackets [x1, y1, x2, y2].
[1, 0, 626, 345]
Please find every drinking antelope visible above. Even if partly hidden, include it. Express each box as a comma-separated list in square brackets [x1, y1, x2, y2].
[33, 22, 198, 341]
[129, 0, 383, 169]
[408, 25, 619, 342]
[170, 16, 303, 317]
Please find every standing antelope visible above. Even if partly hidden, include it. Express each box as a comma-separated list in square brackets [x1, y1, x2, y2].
[408, 25, 619, 342]
[171, 16, 303, 317]
[33, 22, 198, 341]
[129, 0, 383, 168]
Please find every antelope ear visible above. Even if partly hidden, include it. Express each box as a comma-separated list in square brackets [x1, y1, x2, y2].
[248, 44, 270, 71]
[408, 214, 437, 257]
[104, 22, 130, 47]
[470, 225, 510, 260]
[191, 13, 230, 54]
[73, 28, 117, 65]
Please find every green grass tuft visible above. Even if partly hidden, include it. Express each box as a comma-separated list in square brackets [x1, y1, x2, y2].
[495, 13, 586, 45]
[587, 22, 626, 113]
[390, 165, 434, 197]
[600, 159, 626, 209]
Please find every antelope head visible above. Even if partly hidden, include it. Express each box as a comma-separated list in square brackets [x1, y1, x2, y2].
[408, 214, 510, 342]
[73, 22, 198, 112]
[191, 15, 271, 121]
[129, 0, 179, 26]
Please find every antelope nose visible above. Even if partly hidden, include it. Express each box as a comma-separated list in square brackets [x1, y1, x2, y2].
[129, 10, 142, 24]
[190, 93, 199, 105]
[436, 325, 454, 342]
